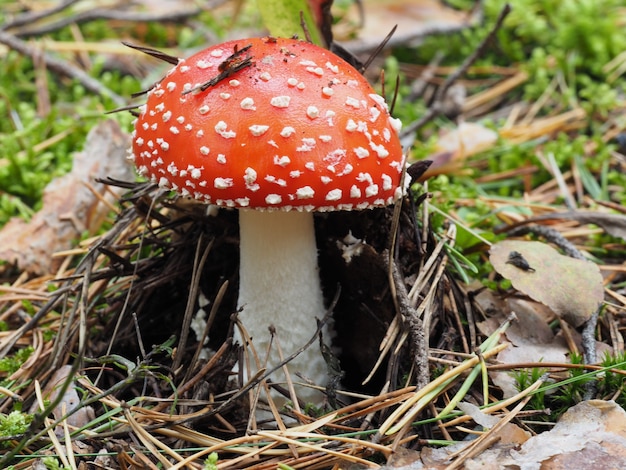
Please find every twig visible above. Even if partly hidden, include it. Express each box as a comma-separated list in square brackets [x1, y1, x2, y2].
[0, 30, 125, 105]
[122, 41, 180, 65]
[8, 5, 204, 38]
[151, 339, 234, 414]
[199, 287, 342, 421]
[400, 3, 512, 137]
[0, 0, 80, 31]
[360, 25, 397, 73]
[94, 188, 169, 387]
[299, 10, 313, 44]
[390, 258, 429, 390]
[185, 280, 230, 384]
[172, 236, 213, 372]
[582, 306, 601, 400]
[183, 44, 254, 94]
[408, 51, 444, 101]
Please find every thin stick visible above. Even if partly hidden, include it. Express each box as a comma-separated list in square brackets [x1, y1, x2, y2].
[10, 5, 203, 38]
[401, 3, 512, 137]
[0, 0, 80, 31]
[0, 30, 125, 105]
[172, 236, 214, 372]
[204, 288, 341, 420]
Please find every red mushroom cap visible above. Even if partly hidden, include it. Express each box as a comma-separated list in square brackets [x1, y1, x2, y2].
[130, 37, 405, 211]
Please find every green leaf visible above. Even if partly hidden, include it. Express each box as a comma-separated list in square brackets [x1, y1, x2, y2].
[257, 0, 322, 45]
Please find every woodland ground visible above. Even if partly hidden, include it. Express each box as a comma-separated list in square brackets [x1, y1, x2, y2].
[1, 1, 626, 469]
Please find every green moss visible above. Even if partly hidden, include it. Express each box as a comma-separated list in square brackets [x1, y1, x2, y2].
[600, 352, 626, 409]
[0, 411, 32, 441]
[0, 346, 33, 376]
[407, 0, 626, 106]
[0, 7, 228, 227]
[204, 452, 219, 470]
[41, 457, 69, 470]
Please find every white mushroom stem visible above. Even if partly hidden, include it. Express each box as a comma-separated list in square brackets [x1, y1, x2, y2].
[235, 209, 331, 403]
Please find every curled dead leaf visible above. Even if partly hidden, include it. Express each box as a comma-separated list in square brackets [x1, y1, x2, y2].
[0, 120, 133, 275]
[31, 365, 95, 436]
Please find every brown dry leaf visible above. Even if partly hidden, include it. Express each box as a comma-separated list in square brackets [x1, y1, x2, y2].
[505, 400, 626, 469]
[402, 415, 529, 469]
[0, 120, 133, 276]
[493, 339, 569, 398]
[457, 401, 531, 446]
[477, 298, 611, 398]
[337, 0, 478, 51]
[383, 447, 424, 468]
[476, 296, 567, 398]
[92, 449, 117, 469]
[485, 307, 569, 396]
[411, 401, 626, 469]
[490, 240, 604, 327]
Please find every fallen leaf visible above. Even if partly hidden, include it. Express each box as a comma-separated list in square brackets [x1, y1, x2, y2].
[0, 120, 133, 275]
[493, 339, 570, 398]
[489, 240, 604, 327]
[407, 401, 626, 469]
[457, 401, 501, 428]
[397, 408, 529, 470]
[476, 293, 612, 394]
[434, 122, 499, 158]
[383, 447, 424, 468]
[32, 365, 95, 436]
[507, 400, 626, 469]
[477, 297, 570, 398]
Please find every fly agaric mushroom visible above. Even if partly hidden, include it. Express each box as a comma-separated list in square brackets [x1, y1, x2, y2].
[129, 37, 405, 402]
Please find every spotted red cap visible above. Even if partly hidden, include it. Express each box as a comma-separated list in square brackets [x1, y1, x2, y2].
[130, 36, 405, 211]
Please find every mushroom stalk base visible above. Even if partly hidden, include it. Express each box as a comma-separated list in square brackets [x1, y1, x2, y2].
[235, 210, 330, 404]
